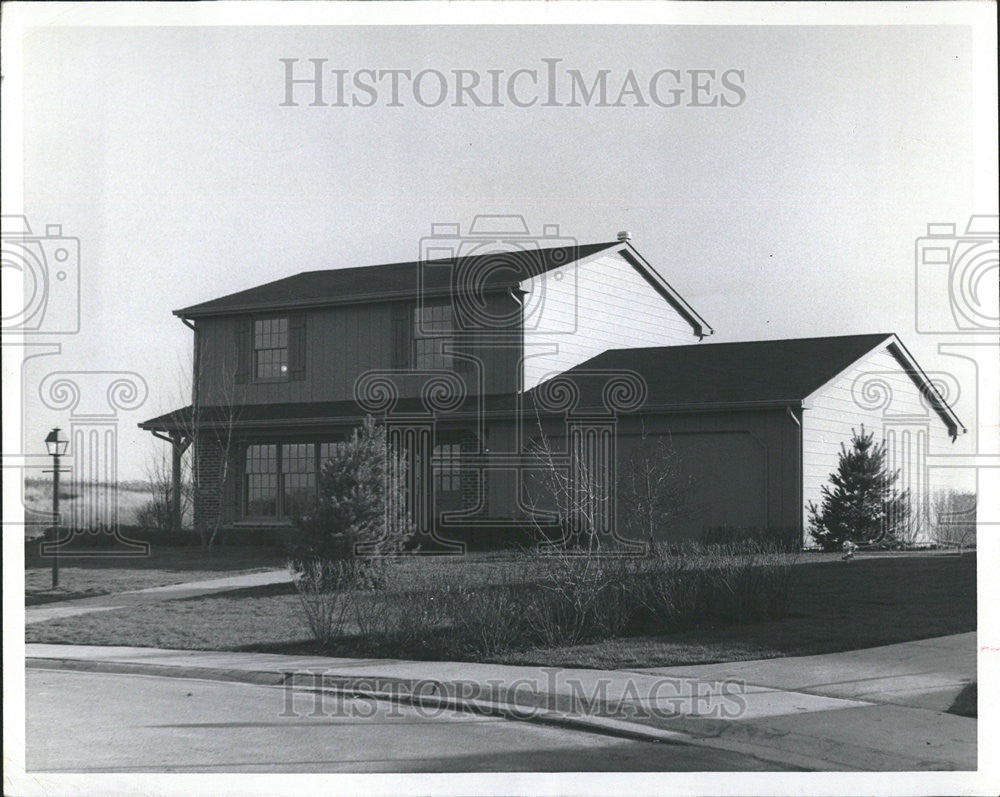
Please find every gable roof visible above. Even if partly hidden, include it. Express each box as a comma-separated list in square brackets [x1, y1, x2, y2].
[140, 333, 963, 437]
[175, 241, 621, 318]
[540, 333, 964, 435]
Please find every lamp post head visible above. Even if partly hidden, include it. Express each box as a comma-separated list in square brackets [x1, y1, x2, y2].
[45, 427, 68, 457]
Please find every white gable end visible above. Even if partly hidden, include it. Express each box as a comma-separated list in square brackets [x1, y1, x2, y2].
[521, 249, 706, 391]
[801, 339, 960, 546]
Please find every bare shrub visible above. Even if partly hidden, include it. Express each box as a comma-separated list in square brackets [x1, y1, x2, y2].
[932, 489, 977, 550]
[293, 540, 800, 657]
[380, 562, 453, 654]
[143, 449, 192, 532]
[635, 545, 703, 630]
[444, 577, 530, 657]
[698, 540, 799, 624]
[350, 583, 396, 642]
[292, 559, 356, 644]
[524, 553, 640, 647]
[134, 498, 173, 533]
[619, 430, 700, 544]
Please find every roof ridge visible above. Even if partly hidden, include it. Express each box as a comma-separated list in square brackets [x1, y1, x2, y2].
[294, 240, 621, 277]
[600, 332, 893, 354]
[176, 240, 623, 317]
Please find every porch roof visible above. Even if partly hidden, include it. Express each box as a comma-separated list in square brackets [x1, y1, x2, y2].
[138, 395, 519, 433]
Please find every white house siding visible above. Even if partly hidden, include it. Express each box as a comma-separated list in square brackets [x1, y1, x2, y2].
[521, 251, 701, 391]
[800, 343, 956, 546]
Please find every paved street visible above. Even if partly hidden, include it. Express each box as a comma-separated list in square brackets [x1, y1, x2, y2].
[26, 669, 785, 772]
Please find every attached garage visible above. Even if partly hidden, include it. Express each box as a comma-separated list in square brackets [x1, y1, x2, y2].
[545, 333, 965, 548]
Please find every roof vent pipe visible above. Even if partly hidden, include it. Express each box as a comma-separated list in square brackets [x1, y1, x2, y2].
[617, 231, 631, 242]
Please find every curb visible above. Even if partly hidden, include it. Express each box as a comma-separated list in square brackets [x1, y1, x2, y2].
[26, 655, 691, 744]
[26, 655, 972, 771]
[34, 655, 803, 765]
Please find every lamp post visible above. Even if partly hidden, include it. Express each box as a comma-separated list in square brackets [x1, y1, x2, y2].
[45, 427, 69, 589]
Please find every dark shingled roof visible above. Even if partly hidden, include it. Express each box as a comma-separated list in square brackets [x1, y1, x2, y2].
[138, 392, 536, 431]
[141, 334, 890, 428]
[140, 334, 962, 435]
[557, 334, 895, 407]
[176, 241, 621, 318]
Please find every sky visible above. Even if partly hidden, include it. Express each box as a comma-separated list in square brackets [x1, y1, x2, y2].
[5, 9, 997, 482]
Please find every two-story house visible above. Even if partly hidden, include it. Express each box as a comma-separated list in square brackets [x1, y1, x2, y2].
[141, 228, 964, 549]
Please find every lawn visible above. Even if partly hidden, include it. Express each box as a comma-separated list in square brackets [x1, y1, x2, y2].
[26, 552, 975, 669]
[24, 543, 285, 601]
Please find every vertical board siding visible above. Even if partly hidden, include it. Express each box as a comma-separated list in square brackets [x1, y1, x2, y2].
[613, 410, 801, 542]
[195, 298, 519, 407]
[800, 345, 956, 546]
[522, 252, 701, 391]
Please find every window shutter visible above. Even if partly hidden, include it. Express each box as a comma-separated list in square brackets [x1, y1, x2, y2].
[391, 304, 411, 369]
[289, 313, 306, 381]
[235, 318, 251, 384]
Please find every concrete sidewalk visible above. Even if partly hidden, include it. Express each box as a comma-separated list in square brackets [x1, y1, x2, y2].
[26, 633, 976, 771]
[635, 633, 976, 712]
[25, 568, 291, 624]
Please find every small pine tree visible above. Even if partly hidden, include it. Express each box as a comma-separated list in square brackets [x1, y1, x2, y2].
[288, 416, 414, 569]
[807, 426, 910, 551]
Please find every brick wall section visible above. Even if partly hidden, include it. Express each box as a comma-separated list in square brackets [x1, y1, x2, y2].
[459, 433, 484, 511]
[193, 436, 225, 535]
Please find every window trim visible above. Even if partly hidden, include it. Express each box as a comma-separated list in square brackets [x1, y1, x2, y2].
[242, 439, 344, 521]
[433, 441, 464, 495]
[413, 302, 460, 371]
[251, 315, 291, 383]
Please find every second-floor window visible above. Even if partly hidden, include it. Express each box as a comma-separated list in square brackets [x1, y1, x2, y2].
[254, 318, 288, 379]
[414, 304, 455, 370]
[236, 314, 306, 384]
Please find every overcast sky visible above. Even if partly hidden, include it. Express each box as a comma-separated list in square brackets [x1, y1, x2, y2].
[9, 14, 997, 480]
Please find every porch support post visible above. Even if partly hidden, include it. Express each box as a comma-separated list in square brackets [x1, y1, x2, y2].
[171, 434, 183, 533]
[153, 430, 192, 534]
